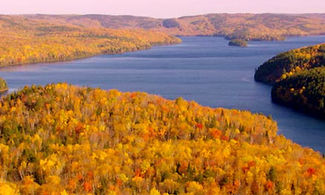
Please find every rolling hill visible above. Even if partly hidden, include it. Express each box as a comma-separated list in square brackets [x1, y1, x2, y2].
[24, 13, 325, 40]
[0, 15, 180, 67]
[0, 84, 324, 194]
[2, 13, 325, 67]
[255, 43, 325, 118]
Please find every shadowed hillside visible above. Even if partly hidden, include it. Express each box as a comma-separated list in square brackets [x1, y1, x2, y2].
[255, 43, 325, 118]
[271, 67, 325, 118]
[255, 43, 325, 84]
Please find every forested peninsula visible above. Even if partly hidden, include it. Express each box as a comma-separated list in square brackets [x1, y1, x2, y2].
[255, 43, 325, 118]
[0, 83, 324, 194]
[0, 16, 180, 67]
[2, 14, 325, 67]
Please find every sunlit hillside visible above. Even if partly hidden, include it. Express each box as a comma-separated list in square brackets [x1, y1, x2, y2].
[24, 13, 325, 40]
[0, 15, 181, 67]
[0, 84, 324, 194]
[2, 13, 325, 67]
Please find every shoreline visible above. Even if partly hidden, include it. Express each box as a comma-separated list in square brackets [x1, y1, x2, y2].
[1, 35, 325, 153]
[0, 41, 181, 69]
[1, 34, 325, 69]
[0, 88, 8, 93]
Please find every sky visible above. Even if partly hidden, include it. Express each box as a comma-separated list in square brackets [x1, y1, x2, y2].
[1, 0, 325, 18]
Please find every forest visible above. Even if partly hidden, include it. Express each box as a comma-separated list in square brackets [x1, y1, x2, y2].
[272, 67, 325, 117]
[23, 13, 325, 41]
[254, 43, 325, 84]
[0, 15, 180, 67]
[2, 14, 325, 67]
[0, 83, 324, 194]
[0, 78, 8, 93]
[1, 12, 325, 194]
[254, 43, 325, 118]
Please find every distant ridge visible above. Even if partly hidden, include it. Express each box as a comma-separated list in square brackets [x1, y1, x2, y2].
[23, 13, 325, 40]
[0, 15, 180, 67]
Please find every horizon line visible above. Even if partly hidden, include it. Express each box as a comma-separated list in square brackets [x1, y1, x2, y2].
[1, 12, 325, 19]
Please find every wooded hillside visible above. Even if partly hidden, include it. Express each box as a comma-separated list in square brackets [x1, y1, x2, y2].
[24, 13, 325, 40]
[0, 84, 324, 194]
[0, 15, 180, 67]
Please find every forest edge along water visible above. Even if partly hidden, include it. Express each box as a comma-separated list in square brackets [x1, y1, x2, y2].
[1, 36, 325, 152]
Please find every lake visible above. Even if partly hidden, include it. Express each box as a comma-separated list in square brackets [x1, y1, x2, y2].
[1, 36, 325, 152]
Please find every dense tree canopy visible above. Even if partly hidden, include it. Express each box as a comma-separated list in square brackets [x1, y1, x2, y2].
[23, 13, 325, 40]
[0, 15, 180, 67]
[254, 43, 325, 84]
[0, 78, 8, 93]
[254, 43, 325, 118]
[272, 67, 325, 117]
[0, 83, 324, 194]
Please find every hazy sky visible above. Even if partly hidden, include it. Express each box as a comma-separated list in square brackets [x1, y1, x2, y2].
[1, 0, 325, 18]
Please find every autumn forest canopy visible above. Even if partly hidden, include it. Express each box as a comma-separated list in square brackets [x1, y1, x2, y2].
[255, 43, 325, 118]
[0, 84, 324, 194]
[0, 78, 8, 93]
[1, 14, 325, 67]
[272, 67, 325, 117]
[24, 13, 325, 40]
[0, 15, 180, 67]
[0, 12, 325, 195]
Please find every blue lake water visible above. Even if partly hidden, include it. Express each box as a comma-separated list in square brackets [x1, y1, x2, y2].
[1, 36, 325, 152]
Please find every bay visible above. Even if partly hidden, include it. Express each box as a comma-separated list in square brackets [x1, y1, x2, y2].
[1, 36, 325, 152]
